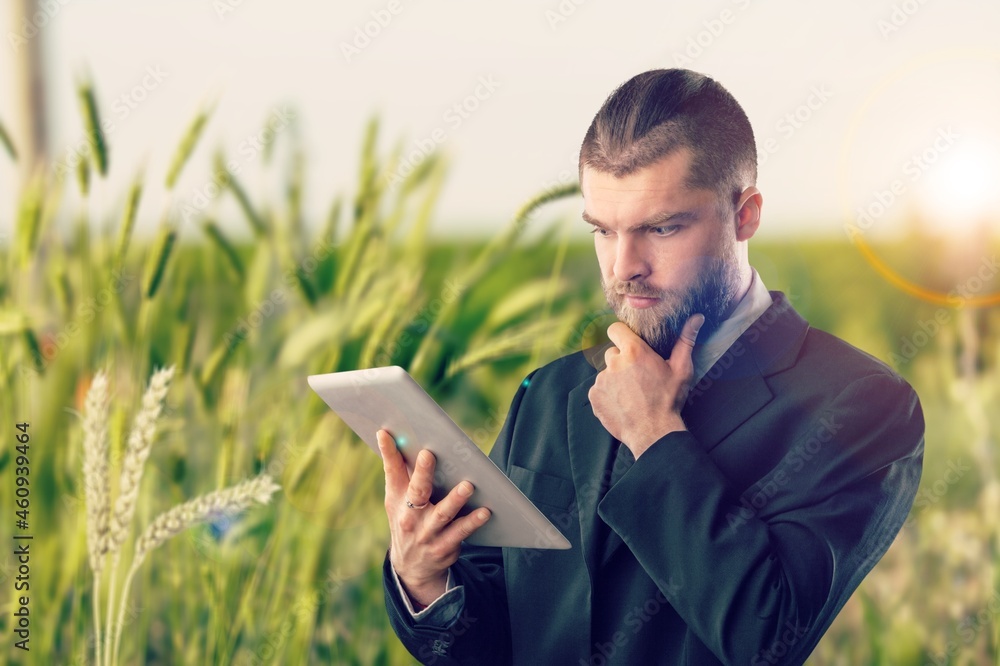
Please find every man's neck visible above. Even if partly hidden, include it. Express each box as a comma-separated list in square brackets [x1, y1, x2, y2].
[719, 265, 754, 322]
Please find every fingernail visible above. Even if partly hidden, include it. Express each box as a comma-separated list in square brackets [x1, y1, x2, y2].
[458, 482, 473, 497]
[693, 314, 705, 334]
[477, 509, 490, 520]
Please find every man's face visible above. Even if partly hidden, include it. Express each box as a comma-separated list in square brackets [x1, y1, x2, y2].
[581, 148, 745, 359]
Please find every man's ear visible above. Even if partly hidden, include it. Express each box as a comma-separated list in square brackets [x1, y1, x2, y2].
[735, 186, 762, 241]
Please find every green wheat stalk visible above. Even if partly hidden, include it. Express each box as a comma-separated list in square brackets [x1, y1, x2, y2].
[201, 220, 244, 281]
[0, 115, 17, 160]
[15, 170, 46, 268]
[142, 222, 177, 299]
[115, 174, 144, 266]
[165, 104, 214, 189]
[77, 77, 108, 177]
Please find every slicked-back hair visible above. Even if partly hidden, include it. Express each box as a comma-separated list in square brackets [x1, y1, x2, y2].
[579, 69, 757, 212]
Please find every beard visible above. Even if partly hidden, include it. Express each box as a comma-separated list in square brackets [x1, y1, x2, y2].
[601, 255, 743, 359]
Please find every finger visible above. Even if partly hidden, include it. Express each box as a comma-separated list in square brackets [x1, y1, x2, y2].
[427, 480, 476, 530]
[406, 449, 437, 507]
[603, 345, 619, 368]
[377, 429, 409, 497]
[440, 506, 492, 547]
[606, 321, 641, 352]
[669, 313, 705, 372]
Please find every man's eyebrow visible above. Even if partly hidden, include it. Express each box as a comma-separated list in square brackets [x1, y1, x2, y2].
[581, 209, 698, 230]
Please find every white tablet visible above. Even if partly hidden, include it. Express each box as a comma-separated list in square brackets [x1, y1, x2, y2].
[307, 366, 571, 550]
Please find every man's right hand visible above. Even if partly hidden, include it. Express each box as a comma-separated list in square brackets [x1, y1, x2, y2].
[378, 429, 492, 607]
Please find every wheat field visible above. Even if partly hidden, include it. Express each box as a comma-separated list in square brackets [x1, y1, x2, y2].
[0, 86, 998, 664]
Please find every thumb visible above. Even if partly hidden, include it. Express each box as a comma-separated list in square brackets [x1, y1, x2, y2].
[680, 313, 705, 347]
[669, 313, 705, 376]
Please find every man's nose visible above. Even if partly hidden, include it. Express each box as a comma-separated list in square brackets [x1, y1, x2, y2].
[613, 236, 650, 282]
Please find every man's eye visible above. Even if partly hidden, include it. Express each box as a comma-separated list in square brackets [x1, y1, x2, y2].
[651, 225, 679, 236]
[590, 227, 610, 237]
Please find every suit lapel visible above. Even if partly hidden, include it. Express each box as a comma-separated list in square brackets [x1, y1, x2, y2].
[681, 353, 773, 452]
[567, 377, 616, 585]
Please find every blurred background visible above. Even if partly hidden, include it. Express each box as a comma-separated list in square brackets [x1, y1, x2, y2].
[0, 0, 998, 664]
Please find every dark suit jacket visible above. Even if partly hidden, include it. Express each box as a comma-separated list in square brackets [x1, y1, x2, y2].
[384, 291, 925, 665]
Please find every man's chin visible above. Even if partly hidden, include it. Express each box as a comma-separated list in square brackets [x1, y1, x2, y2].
[615, 314, 682, 359]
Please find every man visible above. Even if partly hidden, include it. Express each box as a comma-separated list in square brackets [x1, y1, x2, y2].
[378, 68, 925, 665]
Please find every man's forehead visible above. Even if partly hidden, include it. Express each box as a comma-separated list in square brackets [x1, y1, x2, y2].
[580, 149, 697, 192]
[581, 174, 715, 213]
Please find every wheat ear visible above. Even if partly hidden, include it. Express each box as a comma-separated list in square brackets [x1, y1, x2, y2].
[110, 475, 281, 664]
[81, 370, 111, 666]
[106, 365, 175, 556]
[105, 365, 174, 666]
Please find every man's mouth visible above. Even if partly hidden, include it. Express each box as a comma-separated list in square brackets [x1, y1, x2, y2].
[623, 295, 660, 309]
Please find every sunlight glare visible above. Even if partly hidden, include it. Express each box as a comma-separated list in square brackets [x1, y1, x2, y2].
[919, 142, 1000, 235]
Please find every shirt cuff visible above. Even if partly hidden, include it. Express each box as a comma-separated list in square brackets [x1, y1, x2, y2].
[390, 564, 462, 621]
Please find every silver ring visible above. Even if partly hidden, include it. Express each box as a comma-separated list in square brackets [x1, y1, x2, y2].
[405, 498, 429, 510]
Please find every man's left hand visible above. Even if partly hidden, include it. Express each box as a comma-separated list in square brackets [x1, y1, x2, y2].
[589, 314, 705, 458]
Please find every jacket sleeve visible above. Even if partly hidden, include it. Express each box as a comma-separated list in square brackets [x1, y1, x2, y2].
[383, 371, 538, 665]
[597, 372, 924, 665]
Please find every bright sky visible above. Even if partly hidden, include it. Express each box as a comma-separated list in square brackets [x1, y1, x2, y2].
[2, 0, 1000, 240]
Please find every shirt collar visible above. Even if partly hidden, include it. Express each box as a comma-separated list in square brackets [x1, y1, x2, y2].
[692, 268, 773, 385]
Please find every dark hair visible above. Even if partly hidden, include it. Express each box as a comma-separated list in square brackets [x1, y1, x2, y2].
[578, 69, 757, 209]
